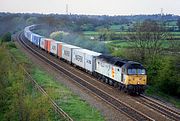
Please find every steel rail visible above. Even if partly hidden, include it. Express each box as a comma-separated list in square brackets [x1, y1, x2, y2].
[140, 94, 180, 121]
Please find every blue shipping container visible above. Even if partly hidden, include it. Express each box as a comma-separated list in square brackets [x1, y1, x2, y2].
[32, 33, 42, 47]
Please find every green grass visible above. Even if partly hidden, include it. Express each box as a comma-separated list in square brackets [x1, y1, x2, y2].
[110, 25, 122, 30]
[8, 42, 30, 64]
[83, 31, 99, 35]
[107, 40, 133, 49]
[145, 86, 180, 109]
[106, 39, 180, 50]
[83, 30, 180, 38]
[166, 21, 177, 26]
[9, 42, 105, 121]
[110, 24, 130, 31]
[32, 67, 104, 121]
[7, 42, 63, 120]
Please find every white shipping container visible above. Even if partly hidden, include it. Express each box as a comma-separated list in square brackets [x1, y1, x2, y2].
[72, 49, 85, 69]
[40, 38, 45, 49]
[50, 41, 62, 55]
[27, 31, 32, 42]
[62, 44, 80, 62]
[72, 49, 101, 72]
[84, 49, 101, 72]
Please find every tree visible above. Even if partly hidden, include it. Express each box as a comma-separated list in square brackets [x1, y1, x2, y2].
[98, 28, 114, 41]
[127, 20, 168, 62]
[2, 32, 11, 43]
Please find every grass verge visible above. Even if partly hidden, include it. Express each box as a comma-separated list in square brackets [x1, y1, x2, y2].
[9, 41, 105, 121]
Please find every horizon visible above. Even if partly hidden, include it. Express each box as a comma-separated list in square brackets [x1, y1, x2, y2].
[1, 0, 180, 16]
[1, 11, 179, 17]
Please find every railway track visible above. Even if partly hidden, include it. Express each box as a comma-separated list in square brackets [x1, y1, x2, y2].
[136, 95, 180, 121]
[17, 32, 155, 121]
[15, 32, 73, 121]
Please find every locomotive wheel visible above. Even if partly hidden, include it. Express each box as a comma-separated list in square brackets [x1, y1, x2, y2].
[105, 78, 109, 84]
[113, 82, 118, 88]
[109, 80, 114, 86]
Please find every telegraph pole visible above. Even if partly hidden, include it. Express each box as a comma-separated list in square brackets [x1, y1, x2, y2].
[161, 8, 164, 16]
[66, 4, 69, 15]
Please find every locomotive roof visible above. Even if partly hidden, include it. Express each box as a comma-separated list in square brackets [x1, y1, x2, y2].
[76, 48, 101, 56]
[123, 61, 145, 69]
[97, 54, 145, 69]
[97, 54, 128, 67]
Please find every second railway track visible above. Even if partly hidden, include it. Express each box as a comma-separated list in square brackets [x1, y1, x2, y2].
[137, 95, 180, 121]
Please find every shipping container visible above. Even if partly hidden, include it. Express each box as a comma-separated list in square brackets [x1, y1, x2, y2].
[24, 29, 28, 38]
[40, 38, 45, 49]
[57, 42, 63, 58]
[31, 33, 42, 46]
[62, 44, 80, 62]
[44, 39, 54, 53]
[72, 49, 101, 72]
[25, 30, 32, 41]
[50, 41, 62, 56]
[24, 27, 31, 39]
[72, 48, 85, 69]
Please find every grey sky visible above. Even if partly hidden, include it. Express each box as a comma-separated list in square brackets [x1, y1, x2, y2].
[1, 0, 180, 15]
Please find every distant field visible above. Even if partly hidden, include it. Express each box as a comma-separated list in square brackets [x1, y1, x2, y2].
[83, 30, 180, 51]
[107, 39, 180, 50]
[83, 31, 99, 35]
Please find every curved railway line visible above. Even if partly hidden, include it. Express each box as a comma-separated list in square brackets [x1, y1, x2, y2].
[15, 33, 73, 121]
[16, 31, 180, 121]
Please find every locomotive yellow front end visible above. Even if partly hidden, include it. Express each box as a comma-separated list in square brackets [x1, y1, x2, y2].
[123, 62, 147, 94]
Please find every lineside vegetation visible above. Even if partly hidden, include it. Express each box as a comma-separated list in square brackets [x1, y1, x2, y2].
[0, 44, 55, 121]
[0, 37, 105, 120]
[109, 20, 180, 105]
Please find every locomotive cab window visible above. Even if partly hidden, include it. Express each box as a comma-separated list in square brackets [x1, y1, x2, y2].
[128, 69, 136, 75]
[138, 69, 146, 74]
[128, 69, 146, 75]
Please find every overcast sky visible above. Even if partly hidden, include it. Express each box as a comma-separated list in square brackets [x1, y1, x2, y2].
[1, 0, 180, 15]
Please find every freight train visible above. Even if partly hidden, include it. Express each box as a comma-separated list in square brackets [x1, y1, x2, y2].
[24, 25, 147, 94]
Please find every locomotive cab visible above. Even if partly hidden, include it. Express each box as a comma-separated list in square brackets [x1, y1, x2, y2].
[122, 62, 147, 94]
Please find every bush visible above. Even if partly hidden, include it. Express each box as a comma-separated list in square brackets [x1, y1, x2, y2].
[155, 56, 180, 97]
[2, 32, 11, 43]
